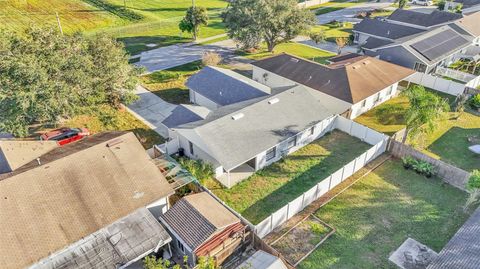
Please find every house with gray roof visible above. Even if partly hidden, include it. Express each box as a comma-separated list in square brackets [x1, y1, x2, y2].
[172, 85, 341, 187]
[186, 66, 271, 111]
[160, 192, 247, 267]
[354, 9, 479, 74]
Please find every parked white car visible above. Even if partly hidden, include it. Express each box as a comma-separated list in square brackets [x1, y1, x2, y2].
[411, 0, 434, 6]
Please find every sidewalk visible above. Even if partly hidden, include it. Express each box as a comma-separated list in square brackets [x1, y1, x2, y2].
[126, 85, 177, 138]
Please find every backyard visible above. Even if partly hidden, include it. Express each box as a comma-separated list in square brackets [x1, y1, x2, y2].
[1, 0, 228, 55]
[204, 130, 371, 224]
[354, 90, 480, 171]
[298, 159, 472, 269]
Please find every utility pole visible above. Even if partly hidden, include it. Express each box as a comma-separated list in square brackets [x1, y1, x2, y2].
[56, 12, 63, 35]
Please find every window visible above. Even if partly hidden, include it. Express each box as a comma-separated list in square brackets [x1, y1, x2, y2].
[287, 136, 297, 149]
[178, 240, 185, 254]
[189, 141, 194, 155]
[414, 62, 427, 73]
[374, 93, 381, 103]
[361, 99, 367, 108]
[387, 85, 393, 96]
[266, 147, 276, 161]
[310, 126, 315, 136]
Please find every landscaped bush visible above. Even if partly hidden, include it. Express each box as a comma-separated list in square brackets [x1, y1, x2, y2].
[469, 94, 480, 109]
[178, 157, 214, 184]
[202, 51, 222, 66]
[402, 156, 435, 177]
[82, 0, 143, 21]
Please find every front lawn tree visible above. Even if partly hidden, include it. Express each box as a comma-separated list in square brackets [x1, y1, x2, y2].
[402, 85, 449, 143]
[179, 6, 209, 40]
[0, 27, 140, 137]
[222, 0, 316, 52]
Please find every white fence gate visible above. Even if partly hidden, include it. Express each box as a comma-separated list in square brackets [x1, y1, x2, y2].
[255, 116, 389, 238]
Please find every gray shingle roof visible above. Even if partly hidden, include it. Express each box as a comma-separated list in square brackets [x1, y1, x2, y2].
[162, 104, 211, 128]
[387, 9, 463, 28]
[427, 206, 480, 269]
[362, 37, 395, 49]
[186, 66, 270, 106]
[160, 192, 240, 251]
[175, 86, 338, 171]
[354, 18, 425, 40]
[32, 208, 171, 269]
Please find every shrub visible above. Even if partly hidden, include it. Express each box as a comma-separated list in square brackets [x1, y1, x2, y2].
[202, 51, 222, 66]
[470, 94, 480, 109]
[412, 160, 435, 178]
[402, 156, 416, 169]
[464, 170, 480, 212]
[309, 31, 326, 44]
[178, 157, 214, 184]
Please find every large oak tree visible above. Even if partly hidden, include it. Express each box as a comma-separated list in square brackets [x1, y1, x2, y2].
[222, 0, 316, 52]
[0, 27, 140, 137]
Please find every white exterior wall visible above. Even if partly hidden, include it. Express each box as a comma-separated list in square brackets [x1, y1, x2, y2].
[350, 83, 399, 119]
[146, 197, 169, 219]
[189, 89, 220, 111]
[177, 133, 224, 177]
[254, 116, 336, 171]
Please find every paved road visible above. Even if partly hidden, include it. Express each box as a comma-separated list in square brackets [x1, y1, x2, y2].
[136, 39, 238, 73]
[316, 1, 394, 24]
[126, 85, 177, 138]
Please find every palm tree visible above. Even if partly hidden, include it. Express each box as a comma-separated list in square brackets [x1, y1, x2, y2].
[402, 85, 450, 143]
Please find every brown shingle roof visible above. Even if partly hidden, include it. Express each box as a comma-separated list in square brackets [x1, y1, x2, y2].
[0, 132, 174, 269]
[252, 53, 415, 104]
[0, 140, 58, 173]
[160, 192, 240, 251]
[455, 11, 480, 37]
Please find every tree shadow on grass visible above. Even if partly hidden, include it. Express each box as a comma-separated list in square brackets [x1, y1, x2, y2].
[240, 131, 371, 224]
[118, 35, 190, 55]
[427, 126, 480, 172]
[151, 88, 190, 105]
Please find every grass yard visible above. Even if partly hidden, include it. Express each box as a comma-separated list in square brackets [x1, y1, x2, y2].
[240, 42, 336, 65]
[354, 90, 480, 171]
[299, 159, 471, 269]
[309, 22, 353, 43]
[204, 131, 371, 224]
[63, 105, 164, 149]
[1, 0, 228, 55]
[140, 61, 204, 104]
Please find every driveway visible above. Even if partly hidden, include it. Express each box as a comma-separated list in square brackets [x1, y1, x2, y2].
[126, 85, 177, 138]
[316, 1, 394, 24]
[136, 39, 238, 73]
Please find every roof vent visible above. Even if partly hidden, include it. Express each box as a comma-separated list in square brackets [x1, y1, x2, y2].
[352, 64, 361, 69]
[231, 113, 244, 120]
[268, 98, 279, 105]
[362, 60, 371, 65]
[290, 58, 299, 63]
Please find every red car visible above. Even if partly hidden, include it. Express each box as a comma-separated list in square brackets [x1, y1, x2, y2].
[40, 127, 90, 146]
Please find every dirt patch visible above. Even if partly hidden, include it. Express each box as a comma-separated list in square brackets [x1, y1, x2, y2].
[271, 215, 334, 265]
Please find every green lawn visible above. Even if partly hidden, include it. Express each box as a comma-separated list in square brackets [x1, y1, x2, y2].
[309, 22, 353, 43]
[299, 159, 471, 269]
[1, 0, 228, 55]
[205, 131, 371, 224]
[354, 91, 480, 171]
[240, 42, 336, 65]
[140, 61, 203, 104]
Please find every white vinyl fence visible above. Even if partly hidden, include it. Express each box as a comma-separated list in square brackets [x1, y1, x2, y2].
[255, 117, 389, 238]
[406, 72, 466, 96]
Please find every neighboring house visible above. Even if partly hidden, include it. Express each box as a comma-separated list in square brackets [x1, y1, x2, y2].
[172, 85, 341, 187]
[353, 9, 480, 74]
[186, 66, 270, 110]
[159, 192, 248, 267]
[445, 0, 480, 14]
[252, 53, 414, 119]
[236, 250, 288, 269]
[426, 206, 480, 269]
[386, 9, 462, 30]
[0, 132, 175, 269]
